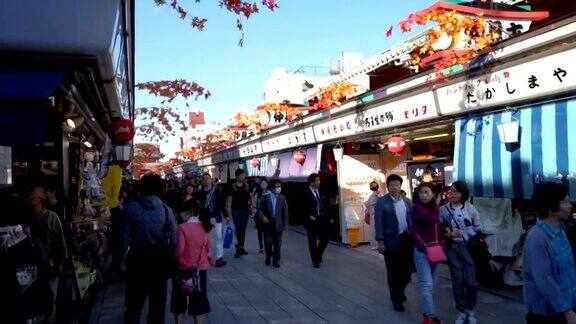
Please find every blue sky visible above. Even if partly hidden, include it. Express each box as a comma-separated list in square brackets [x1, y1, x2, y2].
[135, 0, 435, 157]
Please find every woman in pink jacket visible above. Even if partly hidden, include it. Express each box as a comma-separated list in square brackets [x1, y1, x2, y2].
[171, 199, 212, 324]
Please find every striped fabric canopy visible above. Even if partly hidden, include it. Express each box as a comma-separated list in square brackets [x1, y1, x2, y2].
[454, 98, 576, 200]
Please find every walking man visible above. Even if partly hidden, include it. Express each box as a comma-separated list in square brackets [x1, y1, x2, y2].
[257, 179, 289, 268]
[120, 174, 177, 324]
[226, 169, 252, 258]
[303, 173, 331, 268]
[195, 172, 228, 267]
[374, 174, 414, 312]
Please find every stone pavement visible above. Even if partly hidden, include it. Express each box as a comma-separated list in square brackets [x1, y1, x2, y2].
[89, 224, 525, 323]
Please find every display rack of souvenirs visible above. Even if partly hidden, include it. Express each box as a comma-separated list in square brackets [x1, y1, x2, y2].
[69, 147, 112, 303]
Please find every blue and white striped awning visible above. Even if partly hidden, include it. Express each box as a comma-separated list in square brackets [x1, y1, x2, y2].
[454, 98, 576, 200]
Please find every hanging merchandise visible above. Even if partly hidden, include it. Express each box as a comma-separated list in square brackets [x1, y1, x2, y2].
[98, 136, 113, 179]
[100, 165, 123, 209]
[108, 118, 135, 144]
[387, 136, 406, 155]
[293, 149, 306, 165]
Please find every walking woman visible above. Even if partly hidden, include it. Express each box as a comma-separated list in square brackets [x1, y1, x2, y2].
[364, 181, 381, 249]
[440, 181, 482, 324]
[171, 199, 212, 324]
[411, 182, 443, 324]
[252, 179, 270, 254]
[524, 182, 576, 324]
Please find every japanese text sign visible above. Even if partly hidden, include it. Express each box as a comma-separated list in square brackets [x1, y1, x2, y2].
[437, 48, 576, 115]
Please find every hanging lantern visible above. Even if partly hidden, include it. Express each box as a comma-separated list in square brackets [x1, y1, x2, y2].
[108, 118, 135, 144]
[387, 136, 406, 155]
[269, 155, 279, 167]
[332, 143, 344, 161]
[294, 150, 306, 165]
[114, 145, 132, 169]
[250, 157, 260, 169]
[497, 121, 520, 144]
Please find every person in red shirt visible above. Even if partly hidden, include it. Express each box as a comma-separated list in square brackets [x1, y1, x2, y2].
[171, 199, 212, 324]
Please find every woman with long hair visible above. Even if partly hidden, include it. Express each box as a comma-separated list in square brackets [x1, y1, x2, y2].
[183, 184, 195, 202]
[410, 182, 443, 324]
[440, 181, 482, 324]
[171, 199, 213, 324]
[252, 179, 270, 254]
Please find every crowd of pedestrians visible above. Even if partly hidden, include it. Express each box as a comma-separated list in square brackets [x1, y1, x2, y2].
[112, 168, 576, 324]
[372, 175, 576, 324]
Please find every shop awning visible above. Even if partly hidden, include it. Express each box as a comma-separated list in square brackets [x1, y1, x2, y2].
[454, 98, 576, 200]
[266, 152, 292, 179]
[0, 70, 65, 99]
[289, 146, 319, 179]
[245, 156, 267, 178]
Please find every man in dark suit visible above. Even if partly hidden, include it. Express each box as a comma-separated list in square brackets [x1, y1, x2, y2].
[302, 173, 331, 268]
[374, 174, 414, 312]
[257, 179, 289, 268]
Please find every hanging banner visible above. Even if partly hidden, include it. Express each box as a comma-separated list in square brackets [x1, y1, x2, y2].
[437, 47, 576, 115]
[313, 113, 362, 142]
[101, 165, 123, 209]
[360, 91, 439, 133]
[261, 127, 316, 153]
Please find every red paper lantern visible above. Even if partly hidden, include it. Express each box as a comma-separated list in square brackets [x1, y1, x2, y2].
[108, 118, 135, 144]
[294, 150, 306, 165]
[250, 157, 260, 169]
[387, 136, 406, 155]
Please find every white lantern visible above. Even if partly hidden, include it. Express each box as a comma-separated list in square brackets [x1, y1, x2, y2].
[333, 144, 344, 161]
[269, 155, 279, 167]
[497, 121, 520, 144]
[114, 145, 132, 161]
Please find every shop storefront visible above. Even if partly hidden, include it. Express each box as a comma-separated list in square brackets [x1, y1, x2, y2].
[0, 1, 135, 322]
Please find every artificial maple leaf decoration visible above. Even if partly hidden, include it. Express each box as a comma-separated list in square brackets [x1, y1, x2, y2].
[385, 26, 393, 38]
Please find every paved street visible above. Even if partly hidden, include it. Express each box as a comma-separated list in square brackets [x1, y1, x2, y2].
[90, 224, 524, 324]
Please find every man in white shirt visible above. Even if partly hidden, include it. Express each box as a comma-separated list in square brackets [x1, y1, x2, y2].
[374, 175, 414, 312]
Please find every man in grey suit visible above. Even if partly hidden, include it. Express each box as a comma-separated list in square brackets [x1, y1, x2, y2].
[258, 179, 289, 268]
[374, 174, 414, 312]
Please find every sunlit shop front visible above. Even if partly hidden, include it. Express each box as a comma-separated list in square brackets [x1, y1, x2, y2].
[0, 1, 135, 322]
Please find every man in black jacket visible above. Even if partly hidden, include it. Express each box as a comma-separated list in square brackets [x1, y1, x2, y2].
[302, 173, 331, 268]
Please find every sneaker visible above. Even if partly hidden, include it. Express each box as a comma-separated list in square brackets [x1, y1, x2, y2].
[273, 263, 280, 268]
[215, 258, 227, 268]
[239, 248, 249, 256]
[455, 312, 467, 324]
[467, 310, 476, 324]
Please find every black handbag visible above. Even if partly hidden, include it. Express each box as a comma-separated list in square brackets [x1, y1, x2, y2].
[448, 213, 492, 263]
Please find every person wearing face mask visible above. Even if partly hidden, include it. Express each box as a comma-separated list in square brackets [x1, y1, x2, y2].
[257, 180, 289, 268]
[410, 182, 443, 324]
[524, 183, 576, 324]
[364, 181, 381, 250]
[252, 179, 270, 254]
